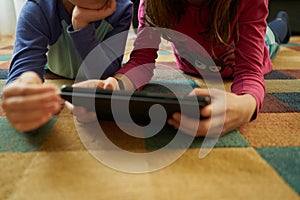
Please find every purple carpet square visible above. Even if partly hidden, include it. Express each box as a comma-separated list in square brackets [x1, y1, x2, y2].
[261, 94, 298, 113]
[264, 70, 296, 80]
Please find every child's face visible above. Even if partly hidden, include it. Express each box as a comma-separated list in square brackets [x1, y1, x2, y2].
[68, 0, 110, 9]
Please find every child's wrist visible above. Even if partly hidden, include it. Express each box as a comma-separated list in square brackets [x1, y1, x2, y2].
[241, 94, 257, 122]
[114, 74, 135, 91]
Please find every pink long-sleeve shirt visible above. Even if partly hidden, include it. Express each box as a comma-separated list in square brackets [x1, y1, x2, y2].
[117, 0, 273, 114]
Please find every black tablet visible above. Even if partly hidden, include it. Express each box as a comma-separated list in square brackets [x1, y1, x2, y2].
[60, 85, 210, 125]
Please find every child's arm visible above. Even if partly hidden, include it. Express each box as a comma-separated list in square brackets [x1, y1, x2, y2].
[7, 1, 51, 85]
[115, 1, 161, 89]
[169, 0, 269, 136]
[231, 0, 270, 119]
[68, 0, 133, 79]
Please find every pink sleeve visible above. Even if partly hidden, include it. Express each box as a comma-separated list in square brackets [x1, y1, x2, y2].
[231, 0, 269, 118]
[116, 0, 161, 89]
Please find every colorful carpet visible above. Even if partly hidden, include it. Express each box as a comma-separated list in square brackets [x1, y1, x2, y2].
[0, 34, 299, 199]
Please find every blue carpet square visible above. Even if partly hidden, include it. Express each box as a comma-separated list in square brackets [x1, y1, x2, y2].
[272, 93, 300, 111]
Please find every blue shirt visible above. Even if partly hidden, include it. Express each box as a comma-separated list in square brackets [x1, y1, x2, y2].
[7, 0, 133, 84]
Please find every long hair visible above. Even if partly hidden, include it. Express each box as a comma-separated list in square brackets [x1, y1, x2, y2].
[144, 0, 241, 47]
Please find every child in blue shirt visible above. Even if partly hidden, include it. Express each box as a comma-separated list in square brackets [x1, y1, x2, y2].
[1, 0, 132, 132]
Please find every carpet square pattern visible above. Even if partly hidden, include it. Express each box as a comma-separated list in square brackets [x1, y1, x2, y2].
[0, 34, 299, 199]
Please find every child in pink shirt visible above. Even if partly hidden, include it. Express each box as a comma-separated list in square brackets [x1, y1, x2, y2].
[74, 0, 291, 137]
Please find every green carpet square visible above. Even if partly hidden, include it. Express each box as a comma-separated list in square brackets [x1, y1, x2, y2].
[0, 55, 12, 61]
[145, 127, 249, 150]
[0, 117, 57, 152]
[256, 147, 300, 194]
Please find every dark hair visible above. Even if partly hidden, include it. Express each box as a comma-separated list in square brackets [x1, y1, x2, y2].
[144, 0, 241, 48]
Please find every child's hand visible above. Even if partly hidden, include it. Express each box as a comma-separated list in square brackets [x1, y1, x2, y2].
[68, 0, 110, 10]
[72, 77, 119, 90]
[65, 77, 119, 123]
[71, 0, 117, 30]
[1, 72, 62, 132]
[65, 101, 98, 123]
[167, 88, 257, 137]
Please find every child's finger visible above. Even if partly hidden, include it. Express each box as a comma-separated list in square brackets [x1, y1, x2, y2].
[3, 83, 56, 98]
[73, 80, 100, 88]
[169, 113, 210, 137]
[2, 92, 60, 112]
[69, 0, 110, 10]
[200, 104, 212, 118]
[190, 88, 210, 97]
[64, 101, 74, 112]
[103, 77, 118, 90]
